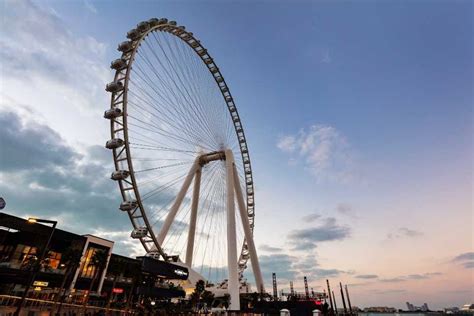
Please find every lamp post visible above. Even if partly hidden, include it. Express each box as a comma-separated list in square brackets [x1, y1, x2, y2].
[14, 217, 57, 316]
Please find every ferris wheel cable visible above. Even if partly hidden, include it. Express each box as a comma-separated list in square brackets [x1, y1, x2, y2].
[128, 112, 214, 150]
[160, 161, 220, 250]
[191, 168, 223, 267]
[148, 32, 218, 137]
[141, 171, 189, 200]
[129, 142, 200, 154]
[134, 161, 193, 173]
[141, 174, 190, 203]
[187, 164, 224, 264]
[168, 36, 227, 147]
[170, 36, 216, 132]
[129, 65, 210, 146]
[136, 165, 189, 188]
[139, 39, 220, 147]
[197, 172, 225, 274]
[128, 78, 218, 151]
[128, 78, 196, 133]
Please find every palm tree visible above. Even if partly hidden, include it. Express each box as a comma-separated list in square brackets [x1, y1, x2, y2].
[83, 249, 108, 310]
[53, 246, 83, 315]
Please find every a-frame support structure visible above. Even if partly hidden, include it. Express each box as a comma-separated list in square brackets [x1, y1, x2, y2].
[155, 150, 264, 311]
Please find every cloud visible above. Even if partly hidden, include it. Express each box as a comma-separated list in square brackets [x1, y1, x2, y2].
[0, 111, 78, 171]
[258, 253, 298, 282]
[301, 213, 321, 223]
[372, 289, 406, 294]
[356, 274, 378, 279]
[84, 0, 98, 14]
[453, 252, 474, 262]
[321, 50, 331, 64]
[452, 252, 474, 269]
[387, 227, 423, 240]
[288, 217, 350, 250]
[259, 244, 283, 253]
[1, 0, 109, 115]
[0, 108, 136, 254]
[379, 272, 441, 283]
[277, 125, 354, 182]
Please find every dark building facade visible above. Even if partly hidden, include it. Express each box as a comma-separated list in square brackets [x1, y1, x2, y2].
[0, 212, 186, 307]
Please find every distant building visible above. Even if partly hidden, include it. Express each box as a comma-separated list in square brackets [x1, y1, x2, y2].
[461, 304, 474, 312]
[363, 306, 397, 313]
[406, 302, 429, 312]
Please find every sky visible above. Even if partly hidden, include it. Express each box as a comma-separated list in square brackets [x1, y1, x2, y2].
[0, 0, 473, 310]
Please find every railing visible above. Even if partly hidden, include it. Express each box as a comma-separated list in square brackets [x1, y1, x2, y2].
[0, 295, 129, 315]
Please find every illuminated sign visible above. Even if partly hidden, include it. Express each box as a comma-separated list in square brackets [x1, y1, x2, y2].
[33, 281, 48, 287]
[112, 288, 124, 294]
[174, 269, 188, 277]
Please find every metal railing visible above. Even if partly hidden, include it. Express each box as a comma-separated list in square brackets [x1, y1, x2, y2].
[0, 295, 129, 316]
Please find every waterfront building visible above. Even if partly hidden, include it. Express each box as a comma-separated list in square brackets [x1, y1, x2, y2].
[0, 212, 187, 307]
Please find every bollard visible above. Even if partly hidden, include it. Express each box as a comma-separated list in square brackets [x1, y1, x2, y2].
[313, 309, 322, 316]
[280, 308, 290, 316]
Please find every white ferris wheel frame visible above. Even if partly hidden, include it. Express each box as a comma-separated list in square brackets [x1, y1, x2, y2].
[104, 18, 264, 308]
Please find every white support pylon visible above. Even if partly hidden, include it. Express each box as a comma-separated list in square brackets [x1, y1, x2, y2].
[185, 166, 202, 266]
[157, 158, 200, 245]
[225, 149, 240, 310]
[233, 163, 265, 293]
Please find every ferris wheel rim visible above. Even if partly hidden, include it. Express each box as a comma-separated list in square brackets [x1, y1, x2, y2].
[107, 19, 256, 276]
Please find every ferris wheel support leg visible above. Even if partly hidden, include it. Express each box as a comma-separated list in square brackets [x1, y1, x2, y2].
[232, 163, 265, 293]
[225, 149, 240, 311]
[157, 158, 200, 246]
[185, 166, 202, 267]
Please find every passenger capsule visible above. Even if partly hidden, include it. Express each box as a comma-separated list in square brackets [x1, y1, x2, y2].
[111, 170, 129, 180]
[105, 81, 124, 93]
[131, 227, 148, 238]
[110, 58, 127, 70]
[117, 41, 133, 53]
[119, 200, 138, 211]
[158, 18, 168, 25]
[136, 21, 150, 32]
[127, 28, 141, 41]
[221, 87, 228, 93]
[148, 18, 160, 27]
[105, 138, 124, 149]
[216, 77, 224, 83]
[198, 49, 207, 56]
[103, 107, 122, 119]
[168, 20, 177, 26]
[178, 25, 185, 30]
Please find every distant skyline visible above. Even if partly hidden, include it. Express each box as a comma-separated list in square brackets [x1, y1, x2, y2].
[0, 0, 472, 309]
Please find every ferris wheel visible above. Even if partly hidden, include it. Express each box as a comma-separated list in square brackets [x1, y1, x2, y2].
[103, 18, 264, 309]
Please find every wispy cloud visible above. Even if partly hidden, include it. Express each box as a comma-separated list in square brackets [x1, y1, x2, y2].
[387, 227, 423, 240]
[288, 216, 350, 251]
[84, 0, 98, 14]
[259, 244, 284, 253]
[356, 274, 378, 279]
[452, 252, 474, 269]
[277, 124, 354, 183]
[379, 272, 441, 283]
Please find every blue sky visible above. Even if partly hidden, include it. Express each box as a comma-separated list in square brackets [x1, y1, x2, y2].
[0, 0, 472, 309]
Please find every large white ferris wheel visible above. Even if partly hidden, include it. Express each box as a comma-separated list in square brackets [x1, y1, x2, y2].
[103, 18, 264, 309]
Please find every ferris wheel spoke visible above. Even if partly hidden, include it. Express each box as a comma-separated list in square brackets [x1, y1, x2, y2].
[139, 39, 218, 147]
[148, 33, 220, 143]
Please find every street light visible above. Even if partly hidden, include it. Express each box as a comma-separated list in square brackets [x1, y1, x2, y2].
[14, 217, 57, 316]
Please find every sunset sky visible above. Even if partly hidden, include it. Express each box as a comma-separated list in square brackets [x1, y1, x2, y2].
[0, 0, 472, 309]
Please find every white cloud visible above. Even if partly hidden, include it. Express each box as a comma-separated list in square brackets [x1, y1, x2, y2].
[277, 124, 355, 182]
[84, 0, 98, 14]
[0, 0, 111, 147]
